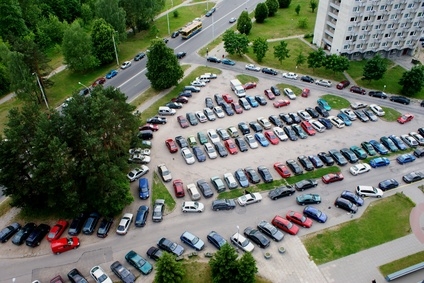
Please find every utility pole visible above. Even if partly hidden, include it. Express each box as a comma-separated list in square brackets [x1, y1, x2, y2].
[33, 73, 49, 109]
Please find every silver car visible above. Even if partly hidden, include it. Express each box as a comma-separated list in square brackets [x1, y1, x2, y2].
[204, 142, 217, 159]
[244, 134, 259, 149]
[223, 172, 238, 189]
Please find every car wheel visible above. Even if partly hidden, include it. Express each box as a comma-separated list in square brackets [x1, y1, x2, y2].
[377, 195, 382, 198]
[361, 194, 365, 197]
[335, 205, 339, 208]
[56, 252, 61, 255]
[198, 211, 202, 213]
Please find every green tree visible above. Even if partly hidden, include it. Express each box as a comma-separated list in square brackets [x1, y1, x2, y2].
[146, 39, 184, 90]
[222, 30, 249, 57]
[95, 0, 127, 40]
[80, 3, 93, 26]
[363, 54, 387, 82]
[296, 52, 306, 67]
[92, 18, 116, 65]
[399, 65, 424, 95]
[324, 54, 350, 74]
[0, 0, 30, 44]
[0, 62, 10, 95]
[307, 48, 326, 72]
[273, 40, 290, 64]
[295, 4, 301, 15]
[236, 252, 258, 283]
[121, 0, 165, 35]
[298, 17, 308, 28]
[265, 0, 279, 16]
[36, 14, 66, 51]
[310, 0, 318, 12]
[255, 3, 269, 23]
[252, 37, 269, 62]
[62, 21, 99, 72]
[209, 244, 239, 283]
[40, 0, 80, 23]
[154, 252, 185, 283]
[237, 11, 252, 35]
[278, 0, 291, 8]
[0, 86, 137, 216]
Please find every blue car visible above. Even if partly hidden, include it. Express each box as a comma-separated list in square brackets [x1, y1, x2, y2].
[106, 69, 118, 79]
[337, 112, 352, 126]
[221, 58, 235, 66]
[139, 178, 150, 199]
[317, 98, 331, 111]
[245, 96, 259, 108]
[369, 157, 390, 168]
[369, 140, 389, 155]
[235, 169, 249, 188]
[303, 206, 327, 223]
[340, 190, 364, 206]
[378, 179, 399, 191]
[318, 118, 333, 129]
[389, 135, 407, 150]
[254, 133, 269, 147]
[396, 153, 416, 164]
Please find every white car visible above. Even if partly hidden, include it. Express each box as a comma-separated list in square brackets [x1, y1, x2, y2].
[356, 185, 383, 198]
[181, 147, 196, 164]
[116, 213, 133, 235]
[237, 192, 263, 206]
[297, 110, 312, 121]
[129, 148, 150, 155]
[90, 266, 113, 283]
[181, 201, 204, 213]
[349, 163, 371, 176]
[157, 164, 172, 182]
[191, 80, 206, 87]
[203, 72, 217, 79]
[230, 232, 255, 252]
[120, 61, 132, 69]
[244, 134, 259, 149]
[273, 127, 288, 141]
[245, 64, 261, 72]
[309, 119, 326, 133]
[203, 142, 217, 159]
[283, 88, 296, 100]
[213, 106, 225, 118]
[257, 117, 272, 129]
[409, 132, 424, 145]
[282, 72, 298, 80]
[127, 165, 149, 182]
[328, 116, 345, 128]
[350, 102, 367, 110]
[128, 154, 151, 164]
[203, 108, 216, 121]
[341, 108, 357, 121]
[196, 76, 210, 83]
[207, 129, 220, 143]
[401, 134, 419, 147]
[369, 104, 385, 116]
[223, 172, 238, 189]
[316, 79, 332, 87]
[195, 111, 207, 123]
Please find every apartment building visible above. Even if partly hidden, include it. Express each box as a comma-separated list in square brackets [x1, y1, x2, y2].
[313, 0, 424, 59]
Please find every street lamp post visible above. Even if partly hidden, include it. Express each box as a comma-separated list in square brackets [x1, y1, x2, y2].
[383, 85, 386, 92]
[33, 72, 49, 109]
[236, 225, 240, 246]
[167, 0, 174, 36]
[78, 82, 89, 90]
[112, 31, 119, 66]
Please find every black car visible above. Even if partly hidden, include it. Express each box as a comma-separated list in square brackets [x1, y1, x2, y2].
[207, 56, 221, 63]
[221, 103, 234, 116]
[403, 171, 424, 183]
[235, 137, 248, 152]
[378, 179, 399, 191]
[245, 167, 261, 184]
[414, 148, 424, 158]
[340, 190, 364, 206]
[67, 268, 89, 283]
[243, 227, 270, 248]
[350, 85, 366, 94]
[68, 213, 87, 236]
[368, 91, 387, 99]
[211, 199, 236, 211]
[165, 102, 182, 109]
[308, 155, 324, 168]
[257, 165, 273, 183]
[291, 124, 307, 139]
[178, 91, 192, 98]
[176, 52, 186, 59]
[171, 31, 179, 38]
[288, 112, 301, 123]
[257, 220, 284, 241]
[0, 222, 21, 243]
[270, 86, 281, 96]
[249, 121, 263, 133]
[186, 112, 198, 126]
[315, 106, 329, 117]
[207, 230, 227, 250]
[146, 116, 167, 124]
[353, 110, 369, 122]
[12, 222, 36, 245]
[294, 179, 318, 191]
[279, 113, 294, 125]
[334, 197, 358, 214]
[238, 122, 250, 135]
[328, 149, 348, 166]
[286, 159, 303, 175]
[135, 205, 149, 227]
[262, 67, 278, 75]
[340, 148, 358, 163]
[268, 186, 295, 200]
[82, 212, 100, 235]
[146, 246, 163, 261]
[110, 261, 136, 283]
[205, 97, 214, 109]
[419, 127, 424, 136]
[301, 75, 314, 83]
[297, 155, 314, 171]
[269, 115, 283, 127]
[214, 141, 228, 157]
[193, 146, 206, 162]
[197, 179, 214, 198]
[390, 95, 410, 105]
[283, 126, 298, 141]
[175, 136, 189, 148]
[254, 95, 267, 106]
[134, 52, 146, 61]
[157, 237, 185, 256]
[214, 93, 224, 105]
[305, 107, 320, 118]
[97, 218, 113, 238]
[318, 118, 333, 129]
[318, 152, 335, 166]
[26, 223, 50, 247]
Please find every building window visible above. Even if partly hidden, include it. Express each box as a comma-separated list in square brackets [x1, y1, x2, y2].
[419, 12, 423, 17]
[394, 41, 399, 46]
[366, 6, 373, 11]
[397, 32, 402, 36]
[359, 35, 364, 39]
[364, 16, 369, 21]
[353, 6, 359, 12]
[380, 5, 386, 10]
[414, 22, 419, 27]
[350, 17, 355, 22]
[372, 34, 378, 39]
[410, 31, 416, 36]
[387, 24, 393, 29]
[382, 42, 388, 47]
[370, 42, 375, 47]
[404, 13, 409, 19]
[400, 23, 406, 28]
[390, 14, 397, 20]
[394, 4, 400, 9]
[374, 24, 381, 30]
[407, 40, 412, 45]
[384, 33, 390, 38]
[348, 26, 353, 31]
[344, 45, 349, 50]
[407, 3, 414, 9]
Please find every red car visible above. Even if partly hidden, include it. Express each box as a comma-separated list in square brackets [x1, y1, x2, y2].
[222, 93, 234, 103]
[336, 80, 350, 90]
[92, 77, 106, 87]
[139, 124, 159, 131]
[224, 139, 238, 155]
[264, 131, 279, 145]
[172, 96, 189, 104]
[300, 121, 316, 136]
[173, 179, 185, 198]
[165, 138, 178, 153]
[350, 86, 366, 95]
[273, 162, 291, 178]
[177, 115, 189, 128]
[244, 82, 257, 90]
[271, 215, 299, 235]
[273, 99, 290, 108]
[397, 113, 414, 124]
[47, 220, 68, 242]
[50, 237, 80, 254]
[301, 88, 310, 97]
[286, 211, 313, 228]
[321, 172, 344, 184]
[264, 89, 276, 100]
[231, 102, 243, 114]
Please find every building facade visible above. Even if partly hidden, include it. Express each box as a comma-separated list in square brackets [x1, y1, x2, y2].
[313, 0, 424, 59]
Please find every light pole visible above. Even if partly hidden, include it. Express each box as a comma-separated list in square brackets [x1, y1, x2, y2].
[236, 225, 240, 245]
[78, 82, 89, 90]
[212, 13, 215, 39]
[112, 31, 119, 66]
[32, 72, 49, 109]
[383, 85, 386, 92]
[167, 0, 174, 35]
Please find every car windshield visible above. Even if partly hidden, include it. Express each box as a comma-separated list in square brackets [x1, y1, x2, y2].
[286, 222, 293, 228]
[241, 239, 249, 247]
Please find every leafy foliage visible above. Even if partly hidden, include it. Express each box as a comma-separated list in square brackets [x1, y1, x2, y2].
[236, 252, 258, 283]
[295, 4, 301, 15]
[155, 252, 185, 283]
[252, 37, 269, 63]
[146, 39, 184, 90]
[298, 17, 308, 28]
[363, 54, 387, 82]
[95, 0, 127, 40]
[265, 0, 279, 16]
[255, 3, 269, 23]
[310, 0, 318, 12]
[35, 14, 67, 51]
[399, 65, 424, 95]
[121, 0, 165, 35]
[273, 40, 290, 64]
[324, 54, 350, 74]
[39, 0, 81, 23]
[0, 87, 138, 217]
[296, 52, 306, 67]
[278, 0, 291, 8]
[0, 0, 30, 44]
[222, 30, 249, 57]
[237, 11, 252, 35]
[307, 48, 326, 71]
[92, 18, 116, 65]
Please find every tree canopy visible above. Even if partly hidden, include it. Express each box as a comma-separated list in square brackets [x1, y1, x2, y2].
[324, 54, 350, 74]
[92, 18, 116, 65]
[255, 3, 269, 23]
[222, 30, 250, 57]
[252, 37, 269, 63]
[307, 48, 326, 71]
[237, 11, 252, 35]
[154, 252, 185, 283]
[273, 40, 290, 64]
[399, 65, 424, 96]
[363, 54, 387, 82]
[266, 0, 279, 16]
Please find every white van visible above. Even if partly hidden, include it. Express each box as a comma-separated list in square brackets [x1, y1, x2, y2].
[158, 106, 176, 116]
[187, 183, 201, 200]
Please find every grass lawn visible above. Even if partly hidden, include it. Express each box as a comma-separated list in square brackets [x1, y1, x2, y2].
[151, 172, 176, 213]
[379, 250, 424, 277]
[320, 94, 351, 109]
[303, 192, 415, 265]
[236, 74, 259, 84]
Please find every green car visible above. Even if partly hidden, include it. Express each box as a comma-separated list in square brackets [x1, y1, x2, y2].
[197, 132, 208, 145]
[360, 141, 377, 156]
[187, 135, 198, 148]
[350, 145, 367, 159]
[125, 250, 153, 275]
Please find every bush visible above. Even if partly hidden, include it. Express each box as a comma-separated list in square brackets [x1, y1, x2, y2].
[173, 10, 179, 18]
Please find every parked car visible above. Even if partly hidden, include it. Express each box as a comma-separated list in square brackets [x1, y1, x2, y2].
[403, 171, 424, 183]
[110, 261, 136, 283]
[303, 206, 328, 223]
[390, 96, 410, 105]
[286, 211, 313, 228]
[47, 220, 68, 242]
[397, 113, 414, 124]
[230, 232, 255, 252]
[207, 231, 228, 250]
[180, 231, 205, 250]
[349, 163, 371, 176]
[116, 213, 133, 235]
[12, 222, 36, 245]
[68, 213, 87, 236]
[296, 194, 321, 205]
[125, 250, 153, 275]
[378, 179, 399, 191]
[294, 179, 318, 191]
[257, 220, 284, 241]
[286, 159, 303, 175]
[0, 222, 21, 243]
[237, 193, 263, 206]
[211, 199, 236, 211]
[396, 153, 416, 164]
[26, 223, 50, 247]
[334, 197, 358, 214]
[181, 201, 204, 213]
[152, 199, 165, 222]
[316, 80, 332, 87]
[322, 172, 344, 184]
[157, 237, 184, 256]
[89, 266, 112, 283]
[301, 75, 315, 83]
[369, 104, 385, 116]
[51, 237, 80, 254]
[197, 179, 214, 198]
[340, 190, 364, 206]
[356, 185, 383, 198]
[368, 91, 387, 99]
[67, 268, 89, 283]
[271, 215, 299, 235]
[336, 80, 350, 89]
[243, 227, 270, 248]
[268, 185, 295, 200]
[350, 86, 366, 94]
[262, 67, 278, 75]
